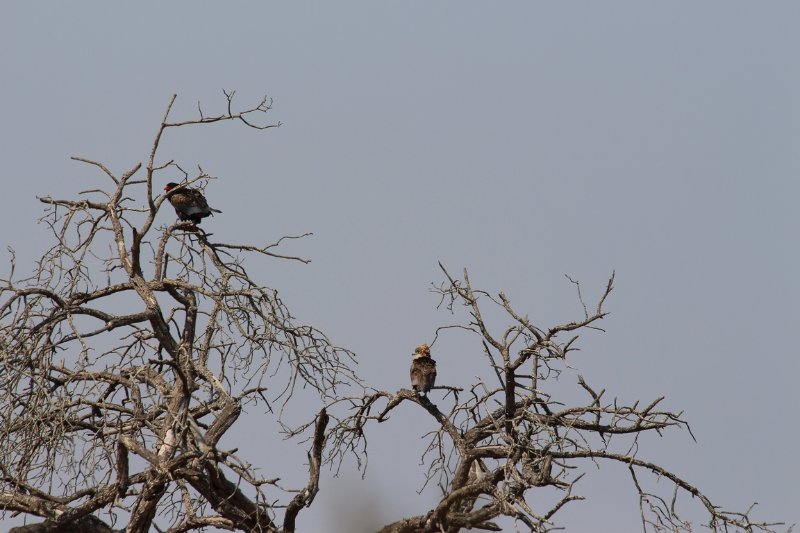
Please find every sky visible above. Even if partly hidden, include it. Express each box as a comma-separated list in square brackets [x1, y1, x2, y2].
[1, 2, 798, 532]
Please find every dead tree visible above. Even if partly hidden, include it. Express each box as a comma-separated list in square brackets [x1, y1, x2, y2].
[0, 94, 788, 533]
[0, 93, 359, 533]
[321, 265, 788, 533]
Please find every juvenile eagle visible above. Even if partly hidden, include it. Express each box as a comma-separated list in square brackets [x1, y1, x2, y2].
[410, 343, 437, 395]
[164, 182, 222, 224]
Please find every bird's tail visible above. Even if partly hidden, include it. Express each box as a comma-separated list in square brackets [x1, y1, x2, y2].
[211, 208, 222, 214]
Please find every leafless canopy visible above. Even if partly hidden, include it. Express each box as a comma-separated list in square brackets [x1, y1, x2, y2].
[0, 93, 358, 533]
[322, 266, 788, 533]
[0, 95, 788, 533]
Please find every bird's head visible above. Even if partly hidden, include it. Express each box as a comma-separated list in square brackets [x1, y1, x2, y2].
[412, 343, 430, 359]
[164, 182, 180, 192]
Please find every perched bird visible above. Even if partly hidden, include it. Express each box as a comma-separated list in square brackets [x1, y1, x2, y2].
[410, 343, 437, 395]
[164, 182, 221, 224]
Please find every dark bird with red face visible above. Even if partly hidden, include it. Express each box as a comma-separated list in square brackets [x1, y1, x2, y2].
[164, 182, 222, 224]
[410, 343, 437, 395]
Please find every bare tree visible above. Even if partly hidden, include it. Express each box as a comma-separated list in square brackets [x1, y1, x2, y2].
[0, 93, 358, 533]
[0, 95, 788, 533]
[323, 266, 789, 533]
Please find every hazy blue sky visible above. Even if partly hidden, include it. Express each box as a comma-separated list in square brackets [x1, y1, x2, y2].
[1, 3, 798, 532]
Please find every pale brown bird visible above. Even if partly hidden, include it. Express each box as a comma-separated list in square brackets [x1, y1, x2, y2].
[410, 343, 437, 395]
[164, 182, 222, 224]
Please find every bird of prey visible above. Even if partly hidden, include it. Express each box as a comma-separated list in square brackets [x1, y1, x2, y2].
[164, 182, 222, 225]
[410, 343, 437, 395]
